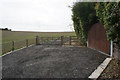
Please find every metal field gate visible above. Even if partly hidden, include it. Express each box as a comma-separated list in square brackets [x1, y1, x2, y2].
[88, 23, 110, 54]
[37, 37, 61, 45]
[36, 36, 81, 46]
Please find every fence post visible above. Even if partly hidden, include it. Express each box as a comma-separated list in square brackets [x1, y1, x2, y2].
[41, 37, 43, 44]
[26, 39, 28, 47]
[36, 36, 39, 45]
[12, 41, 14, 51]
[52, 37, 53, 40]
[47, 37, 49, 42]
[61, 36, 64, 45]
[39, 37, 42, 44]
[69, 36, 71, 45]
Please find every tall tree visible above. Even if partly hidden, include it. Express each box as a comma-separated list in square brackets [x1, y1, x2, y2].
[96, 2, 120, 46]
[72, 2, 98, 44]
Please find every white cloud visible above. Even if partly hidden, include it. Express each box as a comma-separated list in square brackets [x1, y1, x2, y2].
[0, 0, 75, 32]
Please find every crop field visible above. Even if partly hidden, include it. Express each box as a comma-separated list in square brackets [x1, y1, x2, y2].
[2, 31, 76, 44]
[1, 30, 76, 55]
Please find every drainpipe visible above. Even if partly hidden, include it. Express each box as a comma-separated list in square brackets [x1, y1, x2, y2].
[110, 40, 113, 57]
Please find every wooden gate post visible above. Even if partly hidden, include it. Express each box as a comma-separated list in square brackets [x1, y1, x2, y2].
[12, 41, 14, 51]
[39, 37, 42, 44]
[47, 37, 49, 42]
[52, 37, 53, 40]
[69, 36, 71, 45]
[61, 36, 64, 45]
[26, 39, 28, 47]
[36, 36, 39, 45]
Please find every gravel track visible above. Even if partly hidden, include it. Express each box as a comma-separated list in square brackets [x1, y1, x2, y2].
[2, 45, 108, 78]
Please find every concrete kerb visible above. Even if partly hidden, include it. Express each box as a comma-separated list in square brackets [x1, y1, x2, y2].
[1, 44, 35, 57]
[63, 43, 111, 78]
[88, 58, 112, 80]
[88, 47, 112, 80]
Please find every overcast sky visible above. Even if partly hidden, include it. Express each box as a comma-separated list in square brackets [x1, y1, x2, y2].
[0, 0, 76, 32]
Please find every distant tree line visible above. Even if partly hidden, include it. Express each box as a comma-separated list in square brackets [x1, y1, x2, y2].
[0, 28, 12, 31]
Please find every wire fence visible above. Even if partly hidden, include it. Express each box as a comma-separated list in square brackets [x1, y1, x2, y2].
[1, 38, 36, 55]
[2, 42, 12, 54]
[1, 36, 81, 55]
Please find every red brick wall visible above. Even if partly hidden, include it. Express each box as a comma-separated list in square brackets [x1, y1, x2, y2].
[88, 23, 110, 54]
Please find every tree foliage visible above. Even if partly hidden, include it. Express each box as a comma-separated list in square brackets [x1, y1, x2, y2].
[72, 2, 98, 43]
[72, 2, 120, 46]
[96, 2, 120, 46]
[0, 28, 11, 31]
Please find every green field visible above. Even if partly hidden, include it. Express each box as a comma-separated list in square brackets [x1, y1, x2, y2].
[2, 31, 76, 44]
[1, 30, 76, 54]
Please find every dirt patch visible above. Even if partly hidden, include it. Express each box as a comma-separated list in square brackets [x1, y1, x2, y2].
[99, 59, 120, 79]
[64, 41, 85, 47]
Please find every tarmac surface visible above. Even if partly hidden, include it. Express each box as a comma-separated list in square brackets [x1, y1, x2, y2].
[2, 45, 108, 78]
